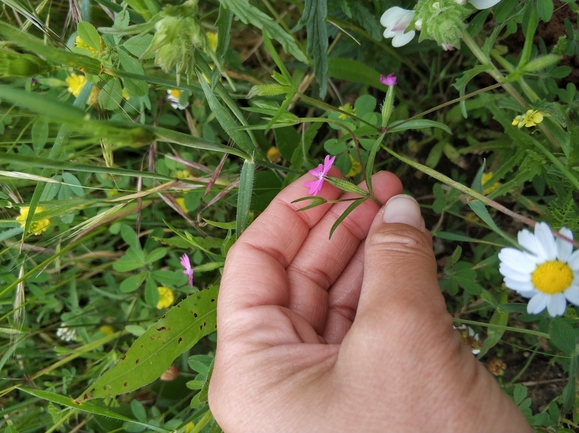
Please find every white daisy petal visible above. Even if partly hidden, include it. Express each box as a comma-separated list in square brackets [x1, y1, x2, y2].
[499, 265, 532, 281]
[568, 250, 579, 272]
[535, 222, 557, 260]
[564, 286, 579, 305]
[527, 293, 548, 315]
[503, 278, 534, 292]
[518, 289, 539, 299]
[498, 249, 536, 273]
[547, 294, 567, 317]
[518, 229, 544, 259]
[556, 227, 574, 262]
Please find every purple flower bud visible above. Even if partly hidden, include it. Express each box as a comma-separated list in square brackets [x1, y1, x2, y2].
[380, 73, 397, 87]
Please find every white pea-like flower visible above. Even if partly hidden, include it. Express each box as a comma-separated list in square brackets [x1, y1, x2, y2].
[380, 7, 416, 47]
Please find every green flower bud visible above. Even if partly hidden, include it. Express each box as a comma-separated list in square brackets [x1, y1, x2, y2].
[144, 0, 208, 83]
[414, 0, 470, 50]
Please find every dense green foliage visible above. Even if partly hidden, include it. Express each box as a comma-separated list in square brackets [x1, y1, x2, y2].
[1, 0, 579, 431]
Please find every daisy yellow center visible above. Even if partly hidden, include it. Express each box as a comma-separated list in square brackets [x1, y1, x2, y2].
[170, 89, 181, 98]
[531, 260, 573, 295]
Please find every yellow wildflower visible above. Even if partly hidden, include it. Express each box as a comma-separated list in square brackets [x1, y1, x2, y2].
[16, 206, 51, 235]
[176, 197, 188, 212]
[206, 32, 218, 52]
[267, 147, 281, 163]
[157, 286, 175, 309]
[75, 34, 104, 56]
[99, 325, 115, 336]
[346, 155, 362, 177]
[511, 109, 544, 128]
[338, 103, 355, 120]
[66, 73, 86, 97]
[481, 172, 501, 195]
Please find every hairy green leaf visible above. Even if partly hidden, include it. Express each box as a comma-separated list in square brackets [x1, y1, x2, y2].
[81, 286, 218, 400]
[298, 0, 328, 98]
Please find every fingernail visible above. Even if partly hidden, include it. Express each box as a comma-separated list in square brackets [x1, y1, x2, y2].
[382, 195, 424, 230]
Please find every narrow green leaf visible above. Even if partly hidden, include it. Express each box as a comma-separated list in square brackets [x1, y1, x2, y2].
[17, 388, 171, 433]
[517, 4, 538, 69]
[452, 65, 493, 118]
[196, 70, 255, 156]
[365, 133, 386, 196]
[323, 176, 367, 196]
[0, 21, 102, 75]
[327, 58, 391, 91]
[329, 197, 369, 239]
[215, 4, 233, 62]
[80, 286, 218, 400]
[202, 218, 236, 230]
[31, 118, 49, 153]
[236, 160, 255, 238]
[388, 119, 452, 135]
[467, 200, 509, 240]
[298, 0, 328, 97]
[219, 0, 308, 64]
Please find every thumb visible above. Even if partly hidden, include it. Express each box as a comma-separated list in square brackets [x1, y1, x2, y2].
[356, 194, 449, 325]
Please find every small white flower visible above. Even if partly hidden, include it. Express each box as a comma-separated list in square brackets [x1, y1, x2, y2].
[498, 222, 579, 317]
[468, 0, 501, 9]
[166, 89, 189, 110]
[380, 7, 416, 47]
[56, 323, 77, 342]
[454, 325, 483, 354]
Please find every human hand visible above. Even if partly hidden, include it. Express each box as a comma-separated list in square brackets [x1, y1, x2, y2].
[209, 170, 531, 433]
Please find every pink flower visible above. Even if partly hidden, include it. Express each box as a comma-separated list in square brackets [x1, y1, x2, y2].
[304, 155, 336, 196]
[380, 73, 397, 87]
[180, 253, 194, 287]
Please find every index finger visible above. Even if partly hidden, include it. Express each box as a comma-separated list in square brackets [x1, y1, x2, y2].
[218, 168, 344, 315]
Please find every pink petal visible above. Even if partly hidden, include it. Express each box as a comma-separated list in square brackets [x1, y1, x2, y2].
[304, 178, 324, 196]
[180, 253, 191, 270]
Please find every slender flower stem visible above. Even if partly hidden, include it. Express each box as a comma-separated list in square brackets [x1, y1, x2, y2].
[381, 145, 579, 248]
[461, 30, 561, 150]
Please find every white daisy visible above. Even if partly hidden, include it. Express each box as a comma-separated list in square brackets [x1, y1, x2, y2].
[498, 222, 579, 317]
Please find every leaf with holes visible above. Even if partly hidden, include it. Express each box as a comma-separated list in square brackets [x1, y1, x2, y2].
[79, 286, 218, 400]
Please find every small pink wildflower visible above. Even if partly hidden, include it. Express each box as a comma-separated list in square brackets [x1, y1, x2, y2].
[180, 253, 194, 287]
[380, 73, 397, 87]
[304, 155, 336, 196]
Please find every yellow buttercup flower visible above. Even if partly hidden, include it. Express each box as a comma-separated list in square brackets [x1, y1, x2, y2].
[206, 32, 218, 52]
[346, 154, 362, 177]
[66, 73, 86, 97]
[99, 325, 115, 336]
[511, 110, 544, 128]
[338, 103, 355, 120]
[157, 286, 175, 309]
[481, 172, 501, 195]
[16, 206, 51, 235]
[267, 147, 281, 163]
